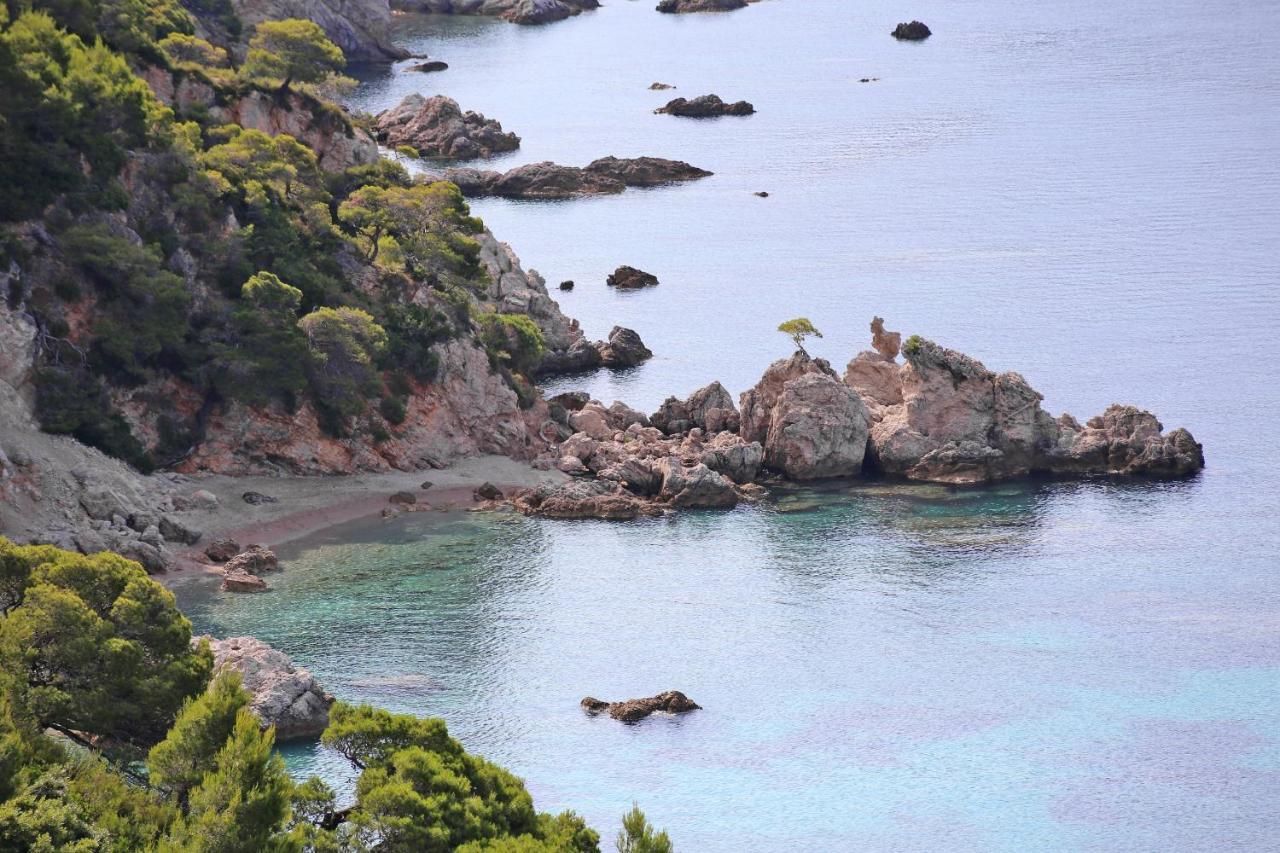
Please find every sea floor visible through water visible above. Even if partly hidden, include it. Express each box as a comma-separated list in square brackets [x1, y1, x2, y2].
[183, 0, 1279, 848]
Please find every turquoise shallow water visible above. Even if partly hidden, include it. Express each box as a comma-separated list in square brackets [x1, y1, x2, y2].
[179, 0, 1280, 848]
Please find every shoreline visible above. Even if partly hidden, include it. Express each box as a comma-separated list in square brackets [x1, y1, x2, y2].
[164, 455, 564, 585]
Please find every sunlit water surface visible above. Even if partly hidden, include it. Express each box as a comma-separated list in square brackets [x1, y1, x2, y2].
[178, 0, 1280, 848]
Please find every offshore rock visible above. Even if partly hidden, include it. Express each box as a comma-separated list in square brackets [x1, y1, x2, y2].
[584, 156, 713, 187]
[221, 570, 268, 592]
[892, 20, 932, 40]
[739, 351, 838, 445]
[607, 265, 659, 289]
[595, 326, 653, 368]
[443, 157, 710, 199]
[374, 94, 520, 159]
[581, 691, 701, 722]
[656, 94, 755, 117]
[656, 0, 746, 12]
[202, 636, 334, 739]
[1043, 406, 1205, 477]
[224, 544, 280, 575]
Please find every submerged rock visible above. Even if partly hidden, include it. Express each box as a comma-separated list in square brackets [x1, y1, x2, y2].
[656, 94, 755, 117]
[892, 20, 932, 40]
[202, 636, 334, 739]
[580, 691, 701, 722]
[375, 94, 520, 159]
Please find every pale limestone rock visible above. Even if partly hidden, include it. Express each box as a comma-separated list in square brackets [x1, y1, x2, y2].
[763, 373, 869, 480]
[203, 636, 334, 739]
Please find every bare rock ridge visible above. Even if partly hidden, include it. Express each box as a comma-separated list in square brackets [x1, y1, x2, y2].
[202, 636, 335, 739]
[581, 691, 702, 722]
[656, 94, 755, 117]
[375, 94, 520, 159]
[391, 0, 600, 25]
[510, 318, 1203, 519]
[438, 157, 713, 200]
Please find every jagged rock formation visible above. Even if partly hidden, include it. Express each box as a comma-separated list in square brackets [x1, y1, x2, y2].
[229, 0, 407, 61]
[596, 327, 653, 368]
[202, 636, 335, 739]
[392, 0, 599, 25]
[142, 67, 379, 171]
[656, 0, 746, 13]
[656, 94, 755, 117]
[892, 20, 932, 40]
[651, 381, 740, 435]
[581, 691, 701, 722]
[762, 372, 869, 480]
[440, 157, 712, 200]
[375, 94, 520, 159]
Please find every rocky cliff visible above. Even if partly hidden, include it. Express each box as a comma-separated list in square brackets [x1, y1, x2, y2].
[226, 0, 406, 60]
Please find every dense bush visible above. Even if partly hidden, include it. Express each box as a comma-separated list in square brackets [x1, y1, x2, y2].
[298, 306, 388, 431]
[478, 313, 545, 378]
[34, 366, 155, 471]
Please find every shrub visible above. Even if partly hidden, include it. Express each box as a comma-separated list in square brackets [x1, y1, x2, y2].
[477, 313, 545, 377]
[298, 307, 387, 424]
[903, 334, 924, 357]
[378, 396, 406, 425]
[240, 19, 344, 92]
[34, 367, 154, 472]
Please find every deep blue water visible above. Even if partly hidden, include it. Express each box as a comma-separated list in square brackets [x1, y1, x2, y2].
[178, 0, 1280, 849]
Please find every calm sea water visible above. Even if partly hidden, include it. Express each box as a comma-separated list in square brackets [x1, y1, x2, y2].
[177, 0, 1280, 849]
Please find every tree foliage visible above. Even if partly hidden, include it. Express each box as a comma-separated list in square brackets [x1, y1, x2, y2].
[777, 317, 822, 354]
[241, 19, 344, 92]
[615, 805, 672, 853]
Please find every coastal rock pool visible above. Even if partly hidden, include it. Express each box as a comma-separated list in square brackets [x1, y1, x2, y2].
[174, 476, 1279, 851]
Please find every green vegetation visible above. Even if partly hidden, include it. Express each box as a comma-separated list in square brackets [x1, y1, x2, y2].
[0, 538, 631, 851]
[777, 317, 822, 354]
[902, 334, 924, 357]
[616, 804, 673, 853]
[242, 19, 345, 93]
[2, 4, 514, 468]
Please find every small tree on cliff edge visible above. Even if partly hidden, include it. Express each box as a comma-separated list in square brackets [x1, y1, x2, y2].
[778, 317, 822, 355]
[242, 19, 344, 93]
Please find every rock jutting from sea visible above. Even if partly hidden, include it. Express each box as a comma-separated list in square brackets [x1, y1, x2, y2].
[656, 94, 755, 118]
[656, 0, 747, 13]
[200, 636, 335, 739]
[437, 157, 712, 200]
[509, 318, 1204, 519]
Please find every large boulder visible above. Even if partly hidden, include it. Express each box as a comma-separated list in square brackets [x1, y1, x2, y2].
[651, 381, 740, 434]
[596, 327, 653, 368]
[656, 94, 755, 117]
[375, 94, 520, 159]
[739, 351, 836, 444]
[224, 544, 280, 575]
[699, 432, 763, 484]
[202, 636, 334, 739]
[763, 373, 869, 480]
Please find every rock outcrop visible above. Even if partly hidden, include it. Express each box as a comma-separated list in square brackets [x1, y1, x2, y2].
[656, 0, 746, 13]
[581, 691, 701, 722]
[762, 372, 869, 480]
[607, 265, 659, 289]
[848, 324, 1203, 483]
[595, 326, 653, 368]
[375, 94, 520, 159]
[651, 381, 740, 435]
[892, 20, 932, 40]
[440, 157, 712, 200]
[203, 636, 334, 739]
[656, 94, 755, 117]
[392, 0, 599, 25]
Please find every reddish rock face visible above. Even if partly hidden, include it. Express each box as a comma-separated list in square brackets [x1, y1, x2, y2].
[374, 94, 520, 160]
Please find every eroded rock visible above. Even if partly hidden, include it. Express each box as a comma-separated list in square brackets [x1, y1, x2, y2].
[580, 691, 701, 722]
[375, 94, 520, 159]
[607, 265, 659, 289]
[656, 94, 755, 117]
[202, 636, 334, 739]
[892, 20, 932, 40]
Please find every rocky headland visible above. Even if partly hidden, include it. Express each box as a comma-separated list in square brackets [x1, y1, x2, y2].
[375, 94, 521, 159]
[438, 157, 713, 199]
[656, 94, 755, 117]
[506, 318, 1203, 519]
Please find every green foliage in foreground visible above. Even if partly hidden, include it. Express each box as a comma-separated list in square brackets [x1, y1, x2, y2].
[0, 538, 661, 852]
